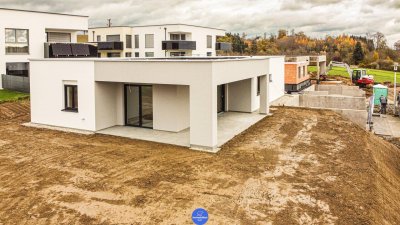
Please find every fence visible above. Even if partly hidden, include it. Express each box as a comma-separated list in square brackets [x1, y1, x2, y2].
[1, 74, 30, 93]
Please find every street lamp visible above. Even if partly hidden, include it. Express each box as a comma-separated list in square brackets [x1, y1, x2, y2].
[394, 62, 399, 115]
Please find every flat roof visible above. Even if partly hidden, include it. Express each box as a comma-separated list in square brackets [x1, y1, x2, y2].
[30, 56, 283, 62]
[90, 24, 225, 31]
[0, 7, 88, 18]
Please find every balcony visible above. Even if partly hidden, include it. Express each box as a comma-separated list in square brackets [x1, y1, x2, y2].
[162, 41, 196, 50]
[285, 56, 310, 63]
[216, 42, 232, 51]
[44, 43, 98, 58]
[97, 41, 124, 51]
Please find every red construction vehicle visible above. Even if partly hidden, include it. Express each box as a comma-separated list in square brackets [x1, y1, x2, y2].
[352, 69, 374, 86]
[327, 61, 374, 86]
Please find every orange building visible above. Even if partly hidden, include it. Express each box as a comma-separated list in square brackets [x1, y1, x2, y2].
[284, 56, 311, 93]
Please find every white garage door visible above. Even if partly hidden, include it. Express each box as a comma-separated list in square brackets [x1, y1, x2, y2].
[47, 32, 71, 43]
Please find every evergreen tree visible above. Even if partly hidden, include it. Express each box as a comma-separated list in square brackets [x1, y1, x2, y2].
[353, 41, 364, 65]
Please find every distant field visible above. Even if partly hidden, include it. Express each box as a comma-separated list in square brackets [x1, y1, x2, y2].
[0, 89, 29, 103]
[308, 66, 400, 83]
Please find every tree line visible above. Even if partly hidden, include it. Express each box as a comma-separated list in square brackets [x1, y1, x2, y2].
[217, 29, 400, 71]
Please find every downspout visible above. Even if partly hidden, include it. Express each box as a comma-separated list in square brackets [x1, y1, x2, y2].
[164, 27, 167, 58]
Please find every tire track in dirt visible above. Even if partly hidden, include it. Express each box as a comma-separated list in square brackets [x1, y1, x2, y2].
[1, 102, 400, 224]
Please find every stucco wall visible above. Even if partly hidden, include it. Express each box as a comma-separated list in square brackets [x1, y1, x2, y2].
[95, 82, 120, 130]
[227, 79, 253, 112]
[30, 60, 96, 131]
[153, 84, 190, 132]
[268, 57, 285, 102]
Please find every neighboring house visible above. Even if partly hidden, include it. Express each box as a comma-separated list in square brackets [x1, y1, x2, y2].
[284, 56, 311, 93]
[0, 8, 89, 91]
[89, 24, 231, 58]
[29, 56, 285, 152]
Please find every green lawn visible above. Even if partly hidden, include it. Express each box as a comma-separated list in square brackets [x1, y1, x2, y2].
[0, 89, 29, 103]
[308, 66, 400, 84]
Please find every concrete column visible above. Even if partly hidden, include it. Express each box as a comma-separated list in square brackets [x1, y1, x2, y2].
[320, 61, 327, 75]
[189, 83, 218, 151]
[259, 74, 270, 114]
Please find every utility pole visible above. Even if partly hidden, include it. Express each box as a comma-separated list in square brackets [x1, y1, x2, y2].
[107, 19, 112, 27]
[394, 63, 398, 115]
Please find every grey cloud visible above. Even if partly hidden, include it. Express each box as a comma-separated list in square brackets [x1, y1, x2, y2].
[1, 0, 399, 46]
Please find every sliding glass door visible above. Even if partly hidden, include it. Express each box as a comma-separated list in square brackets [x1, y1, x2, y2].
[125, 84, 153, 128]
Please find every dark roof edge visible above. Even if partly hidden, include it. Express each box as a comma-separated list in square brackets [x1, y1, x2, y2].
[0, 7, 88, 18]
[90, 24, 225, 31]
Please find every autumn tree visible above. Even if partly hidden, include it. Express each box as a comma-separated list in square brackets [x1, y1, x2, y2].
[353, 41, 364, 65]
[278, 29, 287, 39]
[395, 40, 400, 51]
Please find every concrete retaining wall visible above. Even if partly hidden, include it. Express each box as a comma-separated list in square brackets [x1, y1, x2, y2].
[300, 95, 366, 110]
[303, 91, 329, 96]
[271, 94, 299, 107]
[330, 109, 367, 128]
[316, 85, 365, 97]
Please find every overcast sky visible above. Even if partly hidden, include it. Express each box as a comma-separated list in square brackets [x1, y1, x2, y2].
[2, 0, 400, 47]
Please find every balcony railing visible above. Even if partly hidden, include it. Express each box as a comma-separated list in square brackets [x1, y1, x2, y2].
[97, 41, 124, 51]
[216, 42, 232, 51]
[285, 56, 310, 63]
[44, 43, 98, 58]
[162, 40, 196, 50]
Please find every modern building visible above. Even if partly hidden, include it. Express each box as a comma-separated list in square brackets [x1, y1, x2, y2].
[309, 55, 327, 81]
[89, 24, 231, 58]
[0, 8, 89, 91]
[284, 56, 311, 93]
[29, 56, 285, 152]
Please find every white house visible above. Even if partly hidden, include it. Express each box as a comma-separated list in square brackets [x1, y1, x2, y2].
[29, 56, 285, 152]
[0, 8, 88, 90]
[89, 24, 230, 58]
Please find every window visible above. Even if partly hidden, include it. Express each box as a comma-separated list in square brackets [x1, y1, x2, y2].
[145, 34, 154, 48]
[107, 52, 121, 58]
[5, 28, 29, 54]
[298, 67, 301, 78]
[106, 35, 120, 42]
[207, 35, 212, 48]
[97, 35, 101, 42]
[97, 53, 101, 58]
[269, 74, 273, 82]
[125, 52, 132, 57]
[207, 52, 212, 57]
[303, 66, 306, 77]
[135, 52, 139, 57]
[6, 62, 29, 77]
[64, 85, 78, 112]
[126, 35, 132, 48]
[257, 77, 261, 96]
[134, 35, 139, 48]
[170, 52, 186, 57]
[170, 34, 186, 40]
[145, 52, 154, 57]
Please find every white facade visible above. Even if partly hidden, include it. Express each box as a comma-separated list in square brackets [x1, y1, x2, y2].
[0, 8, 88, 89]
[89, 24, 225, 58]
[29, 56, 285, 151]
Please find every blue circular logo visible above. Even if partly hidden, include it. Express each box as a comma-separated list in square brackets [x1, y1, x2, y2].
[192, 208, 209, 225]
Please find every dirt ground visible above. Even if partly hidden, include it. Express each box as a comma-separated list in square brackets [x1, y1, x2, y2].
[1, 100, 400, 225]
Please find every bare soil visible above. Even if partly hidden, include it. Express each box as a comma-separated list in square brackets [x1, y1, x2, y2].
[0, 100, 400, 225]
